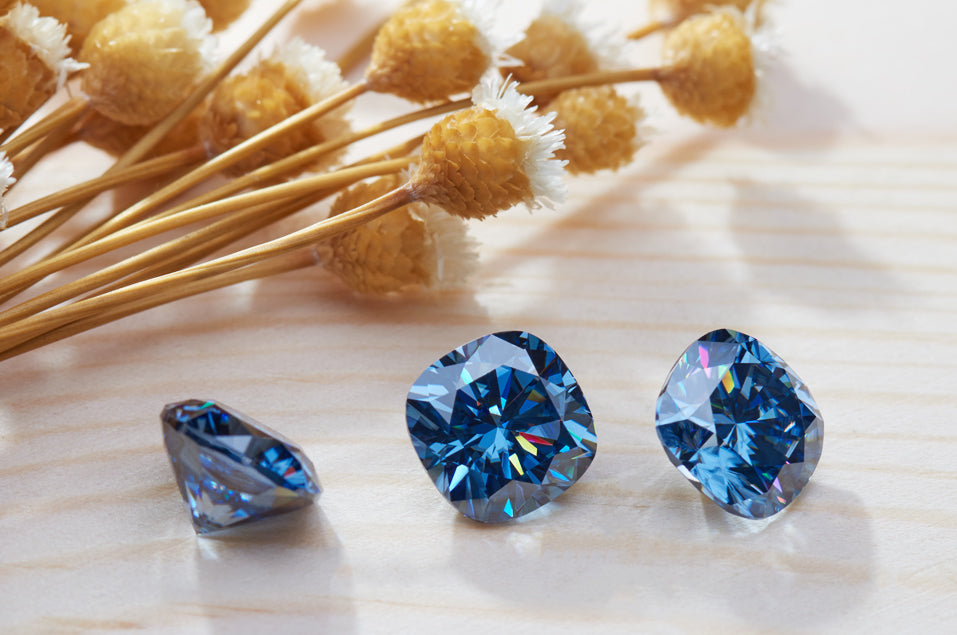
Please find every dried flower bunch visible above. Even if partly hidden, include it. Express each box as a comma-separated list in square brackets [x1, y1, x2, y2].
[0, 3, 83, 131]
[0, 0, 775, 361]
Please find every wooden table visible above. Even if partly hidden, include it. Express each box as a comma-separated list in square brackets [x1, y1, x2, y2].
[2, 1, 955, 632]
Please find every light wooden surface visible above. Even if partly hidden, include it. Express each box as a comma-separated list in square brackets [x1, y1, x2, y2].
[2, 1, 956, 633]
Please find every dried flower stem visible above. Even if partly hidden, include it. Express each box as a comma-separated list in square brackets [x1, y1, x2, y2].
[0, 249, 317, 363]
[68, 81, 370, 252]
[0, 186, 412, 351]
[0, 158, 411, 308]
[627, 19, 676, 40]
[0, 96, 88, 158]
[0, 0, 306, 271]
[5, 146, 205, 227]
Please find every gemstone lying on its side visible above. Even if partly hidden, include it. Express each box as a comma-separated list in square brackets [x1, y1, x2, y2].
[655, 329, 823, 519]
[161, 399, 320, 533]
[406, 331, 597, 523]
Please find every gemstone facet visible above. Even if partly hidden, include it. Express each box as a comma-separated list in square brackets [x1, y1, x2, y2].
[161, 399, 320, 533]
[406, 331, 597, 522]
[655, 329, 823, 519]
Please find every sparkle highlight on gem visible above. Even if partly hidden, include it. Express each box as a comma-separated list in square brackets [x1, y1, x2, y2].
[406, 331, 597, 522]
[162, 399, 320, 533]
[655, 329, 823, 519]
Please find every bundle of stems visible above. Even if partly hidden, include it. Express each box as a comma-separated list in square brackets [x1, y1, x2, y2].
[0, 0, 771, 362]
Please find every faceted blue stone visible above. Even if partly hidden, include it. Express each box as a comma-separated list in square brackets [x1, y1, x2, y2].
[406, 331, 597, 522]
[161, 400, 320, 533]
[655, 329, 823, 519]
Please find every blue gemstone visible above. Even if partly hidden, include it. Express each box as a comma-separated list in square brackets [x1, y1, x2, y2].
[161, 400, 320, 533]
[406, 331, 597, 522]
[655, 329, 823, 519]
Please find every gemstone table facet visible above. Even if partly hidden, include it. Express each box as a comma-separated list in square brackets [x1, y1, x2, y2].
[406, 331, 597, 522]
[655, 329, 823, 519]
[161, 399, 320, 533]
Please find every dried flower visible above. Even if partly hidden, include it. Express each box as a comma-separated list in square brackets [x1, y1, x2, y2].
[201, 38, 351, 176]
[0, 3, 84, 131]
[78, 106, 205, 158]
[551, 86, 648, 175]
[503, 0, 619, 105]
[658, 7, 759, 127]
[197, 0, 250, 31]
[79, 0, 216, 126]
[410, 77, 566, 220]
[366, 0, 517, 103]
[318, 173, 478, 295]
[1, 151, 16, 229]
[26, 0, 126, 54]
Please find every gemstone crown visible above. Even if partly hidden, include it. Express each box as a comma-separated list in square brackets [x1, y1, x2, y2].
[406, 331, 597, 522]
[655, 329, 823, 519]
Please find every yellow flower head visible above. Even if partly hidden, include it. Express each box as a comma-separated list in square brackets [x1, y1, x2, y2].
[659, 7, 766, 127]
[366, 0, 518, 103]
[0, 3, 84, 131]
[26, 0, 126, 54]
[551, 86, 648, 175]
[503, 0, 620, 105]
[410, 77, 566, 220]
[80, 0, 216, 126]
[201, 38, 351, 176]
[319, 173, 478, 295]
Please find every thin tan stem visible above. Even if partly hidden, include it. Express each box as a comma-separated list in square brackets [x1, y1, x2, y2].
[5, 146, 206, 228]
[0, 97, 88, 158]
[0, 0, 306, 278]
[0, 187, 412, 352]
[67, 81, 370, 251]
[519, 68, 664, 97]
[0, 250, 316, 363]
[0, 158, 410, 301]
[87, 193, 325, 299]
[0, 192, 325, 327]
[627, 19, 675, 40]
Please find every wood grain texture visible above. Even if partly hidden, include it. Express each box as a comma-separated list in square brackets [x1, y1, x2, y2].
[2, 1, 956, 633]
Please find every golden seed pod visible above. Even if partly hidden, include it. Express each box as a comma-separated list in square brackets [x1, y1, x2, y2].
[320, 173, 477, 295]
[200, 39, 350, 176]
[80, 0, 215, 127]
[410, 78, 566, 220]
[550, 86, 646, 175]
[78, 106, 204, 158]
[198, 0, 251, 31]
[366, 0, 490, 103]
[658, 8, 756, 127]
[0, 0, 16, 13]
[27, 0, 126, 54]
[652, 0, 771, 27]
[502, 14, 599, 105]
[0, 3, 80, 131]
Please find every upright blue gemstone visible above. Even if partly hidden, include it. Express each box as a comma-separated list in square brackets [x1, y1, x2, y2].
[162, 400, 320, 533]
[655, 329, 823, 519]
[406, 331, 597, 522]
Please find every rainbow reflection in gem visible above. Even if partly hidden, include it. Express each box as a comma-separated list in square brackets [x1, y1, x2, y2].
[406, 331, 597, 522]
[655, 329, 823, 519]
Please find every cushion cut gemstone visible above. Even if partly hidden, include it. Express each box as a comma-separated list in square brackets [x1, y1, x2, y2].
[161, 399, 320, 533]
[406, 331, 597, 522]
[655, 329, 823, 519]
